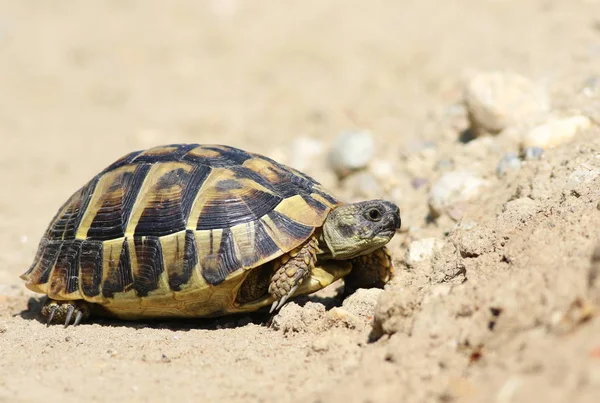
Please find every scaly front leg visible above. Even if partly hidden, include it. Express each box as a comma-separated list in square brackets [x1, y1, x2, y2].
[268, 236, 319, 313]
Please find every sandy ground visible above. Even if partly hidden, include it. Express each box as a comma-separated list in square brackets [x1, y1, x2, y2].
[1, 1, 600, 402]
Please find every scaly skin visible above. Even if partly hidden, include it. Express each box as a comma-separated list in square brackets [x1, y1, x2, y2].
[344, 246, 394, 296]
[268, 236, 319, 312]
[41, 298, 90, 327]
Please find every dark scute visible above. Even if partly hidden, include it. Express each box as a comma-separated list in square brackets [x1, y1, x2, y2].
[303, 194, 329, 213]
[253, 220, 281, 260]
[131, 144, 199, 163]
[46, 176, 100, 240]
[134, 165, 211, 237]
[102, 240, 134, 298]
[181, 165, 212, 220]
[183, 145, 252, 168]
[79, 240, 103, 297]
[215, 179, 243, 191]
[134, 198, 184, 237]
[230, 166, 278, 193]
[168, 230, 198, 291]
[87, 164, 151, 240]
[311, 187, 339, 206]
[51, 240, 83, 295]
[266, 211, 314, 242]
[196, 187, 282, 230]
[22, 241, 44, 279]
[171, 144, 204, 160]
[230, 165, 316, 200]
[201, 228, 240, 285]
[36, 241, 63, 284]
[155, 168, 185, 189]
[100, 150, 144, 175]
[132, 236, 165, 297]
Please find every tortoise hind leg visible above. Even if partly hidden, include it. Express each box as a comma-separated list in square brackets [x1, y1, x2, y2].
[268, 236, 319, 313]
[42, 298, 90, 327]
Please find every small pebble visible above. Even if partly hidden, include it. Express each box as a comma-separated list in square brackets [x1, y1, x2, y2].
[328, 131, 375, 177]
[496, 152, 522, 177]
[325, 307, 360, 329]
[428, 171, 488, 218]
[464, 71, 549, 135]
[369, 159, 395, 179]
[523, 146, 544, 160]
[435, 158, 455, 171]
[411, 177, 429, 189]
[522, 116, 591, 149]
[582, 76, 599, 98]
[405, 238, 444, 267]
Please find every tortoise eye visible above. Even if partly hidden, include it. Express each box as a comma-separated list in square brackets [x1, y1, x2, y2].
[366, 208, 382, 222]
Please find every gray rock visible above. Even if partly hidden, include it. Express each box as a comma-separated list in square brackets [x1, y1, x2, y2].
[523, 146, 544, 160]
[411, 177, 429, 189]
[328, 130, 375, 177]
[464, 71, 549, 136]
[582, 76, 600, 98]
[496, 152, 522, 177]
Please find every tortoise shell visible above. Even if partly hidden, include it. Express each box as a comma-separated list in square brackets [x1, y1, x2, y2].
[21, 144, 341, 317]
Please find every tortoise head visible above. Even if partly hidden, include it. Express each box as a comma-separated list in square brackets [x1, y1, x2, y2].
[321, 200, 401, 259]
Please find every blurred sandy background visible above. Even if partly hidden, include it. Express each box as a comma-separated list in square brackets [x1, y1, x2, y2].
[1, 1, 600, 402]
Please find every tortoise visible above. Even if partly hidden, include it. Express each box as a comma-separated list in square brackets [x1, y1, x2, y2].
[21, 144, 401, 326]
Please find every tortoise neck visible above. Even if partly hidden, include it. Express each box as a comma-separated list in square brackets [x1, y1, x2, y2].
[314, 229, 334, 260]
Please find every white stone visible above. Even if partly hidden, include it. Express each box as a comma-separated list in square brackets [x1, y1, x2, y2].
[464, 71, 549, 135]
[405, 238, 444, 266]
[566, 162, 600, 190]
[369, 159, 395, 179]
[328, 131, 375, 177]
[496, 152, 522, 177]
[428, 170, 488, 217]
[522, 116, 592, 149]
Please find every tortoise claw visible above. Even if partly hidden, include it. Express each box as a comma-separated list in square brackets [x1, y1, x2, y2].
[64, 304, 75, 328]
[269, 284, 299, 313]
[46, 305, 58, 326]
[41, 299, 90, 326]
[73, 310, 84, 327]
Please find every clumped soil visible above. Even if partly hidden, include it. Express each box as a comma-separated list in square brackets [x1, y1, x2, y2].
[1, 1, 600, 402]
